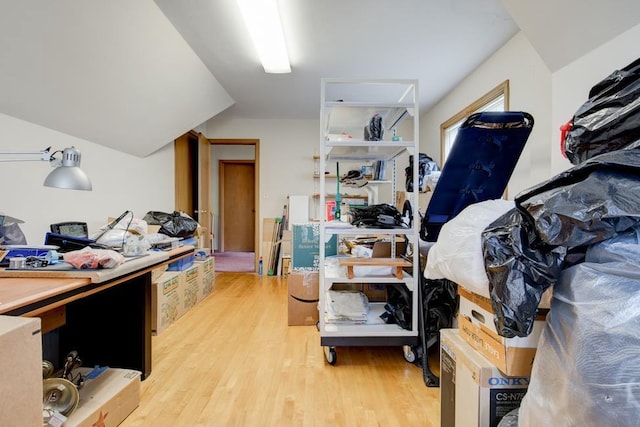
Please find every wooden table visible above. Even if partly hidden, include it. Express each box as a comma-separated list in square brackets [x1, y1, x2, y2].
[0, 246, 194, 380]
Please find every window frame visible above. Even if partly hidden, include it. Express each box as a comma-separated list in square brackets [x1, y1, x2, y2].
[439, 80, 510, 166]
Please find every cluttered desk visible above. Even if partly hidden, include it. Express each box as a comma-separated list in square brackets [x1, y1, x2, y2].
[0, 210, 199, 380]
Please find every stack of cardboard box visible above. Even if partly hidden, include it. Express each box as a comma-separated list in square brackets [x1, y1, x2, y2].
[151, 255, 215, 335]
[440, 285, 548, 426]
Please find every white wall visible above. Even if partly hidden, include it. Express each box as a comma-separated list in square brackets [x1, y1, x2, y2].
[550, 22, 640, 175]
[0, 114, 175, 244]
[420, 32, 552, 198]
[205, 117, 318, 256]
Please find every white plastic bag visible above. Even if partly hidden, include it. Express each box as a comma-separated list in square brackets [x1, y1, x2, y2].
[424, 199, 514, 298]
[63, 247, 125, 269]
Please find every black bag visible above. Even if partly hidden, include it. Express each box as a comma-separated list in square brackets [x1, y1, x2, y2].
[143, 211, 199, 238]
[563, 57, 640, 164]
[405, 153, 439, 192]
[364, 114, 384, 141]
[381, 284, 412, 330]
[350, 204, 407, 228]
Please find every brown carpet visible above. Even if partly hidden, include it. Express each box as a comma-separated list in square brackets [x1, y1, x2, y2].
[213, 252, 255, 272]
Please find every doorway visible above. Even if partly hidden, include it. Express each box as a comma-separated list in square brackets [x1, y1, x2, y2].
[219, 160, 255, 251]
[174, 131, 212, 249]
[210, 139, 260, 272]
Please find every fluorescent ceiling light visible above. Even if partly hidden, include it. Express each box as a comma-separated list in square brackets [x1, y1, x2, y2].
[236, 0, 291, 73]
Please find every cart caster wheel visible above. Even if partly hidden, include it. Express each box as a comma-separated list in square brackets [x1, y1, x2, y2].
[403, 345, 417, 364]
[324, 346, 337, 365]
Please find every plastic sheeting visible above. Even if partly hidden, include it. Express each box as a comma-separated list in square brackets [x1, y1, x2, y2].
[482, 149, 640, 338]
[425, 199, 513, 298]
[519, 227, 640, 427]
[564, 57, 640, 165]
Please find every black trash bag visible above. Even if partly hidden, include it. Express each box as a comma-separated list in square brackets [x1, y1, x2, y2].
[564, 57, 640, 165]
[350, 203, 407, 228]
[422, 277, 458, 334]
[516, 149, 640, 247]
[380, 284, 412, 330]
[483, 149, 640, 338]
[482, 208, 567, 338]
[143, 211, 199, 238]
[405, 153, 440, 192]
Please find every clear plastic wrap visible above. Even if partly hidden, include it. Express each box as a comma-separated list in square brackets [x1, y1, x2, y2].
[63, 247, 125, 269]
[519, 227, 640, 427]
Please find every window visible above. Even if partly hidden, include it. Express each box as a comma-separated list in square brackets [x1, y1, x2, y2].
[440, 80, 509, 165]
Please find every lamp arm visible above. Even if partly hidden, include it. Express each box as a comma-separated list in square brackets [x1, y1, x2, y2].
[0, 147, 52, 162]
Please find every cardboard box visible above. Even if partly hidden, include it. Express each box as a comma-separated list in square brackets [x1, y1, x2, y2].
[281, 230, 292, 258]
[281, 256, 291, 278]
[152, 272, 182, 335]
[457, 287, 546, 377]
[288, 271, 319, 326]
[182, 264, 200, 311]
[395, 190, 430, 214]
[195, 258, 215, 300]
[440, 329, 529, 427]
[65, 367, 141, 427]
[331, 283, 387, 302]
[371, 240, 406, 258]
[291, 223, 337, 271]
[0, 316, 42, 427]
[150, 265, 167, 283]
[362, 283, 387, 302]
[202, 271, 215, 298]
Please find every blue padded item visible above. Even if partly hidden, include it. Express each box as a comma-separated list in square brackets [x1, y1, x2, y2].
[421, 111, 534, 241]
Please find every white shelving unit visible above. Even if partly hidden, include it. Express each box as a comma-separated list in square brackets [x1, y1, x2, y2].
[318, 79, 421, 364]
[311, 155, 392, 221]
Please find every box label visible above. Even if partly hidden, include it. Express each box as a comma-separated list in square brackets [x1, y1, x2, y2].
[161, 276, 179, 295]
[292, 223, 337, 270]
[489, 388, 527, 427]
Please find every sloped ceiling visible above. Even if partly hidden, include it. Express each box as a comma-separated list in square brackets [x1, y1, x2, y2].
[156, 0, 519, 120]
[0, 0, 233, 157]
[2, 1, 637, 158]
[500, 0, 640, 72]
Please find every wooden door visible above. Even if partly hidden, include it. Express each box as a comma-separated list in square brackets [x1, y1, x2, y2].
[220, 160, 255, 252]
[197, 133, 212, 249]
[174, 131, 212, 248]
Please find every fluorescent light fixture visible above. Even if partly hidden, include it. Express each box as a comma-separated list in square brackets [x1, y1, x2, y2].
[236, 0, 291, 73]
[0, 146, 92, 191]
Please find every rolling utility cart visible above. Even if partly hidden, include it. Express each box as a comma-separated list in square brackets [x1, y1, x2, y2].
[318, 79, 421, 364]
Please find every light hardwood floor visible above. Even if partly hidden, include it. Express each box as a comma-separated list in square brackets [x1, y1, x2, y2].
[120, 272, 440, 427]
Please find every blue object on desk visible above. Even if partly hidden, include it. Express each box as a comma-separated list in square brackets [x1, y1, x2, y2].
[167, 254, 195, 271]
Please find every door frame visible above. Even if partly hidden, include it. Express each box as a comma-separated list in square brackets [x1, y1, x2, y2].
[219, 159, 255, 252]
[209, 139, 260, 267]
[174, 131, 212, 249]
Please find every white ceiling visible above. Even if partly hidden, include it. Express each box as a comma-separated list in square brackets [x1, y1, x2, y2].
[1, 1, 639, 157]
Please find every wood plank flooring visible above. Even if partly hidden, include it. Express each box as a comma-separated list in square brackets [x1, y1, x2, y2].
[120, 272, 440, 427]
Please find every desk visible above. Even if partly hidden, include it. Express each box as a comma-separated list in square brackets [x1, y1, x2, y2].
[0, 246, 194, 380]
